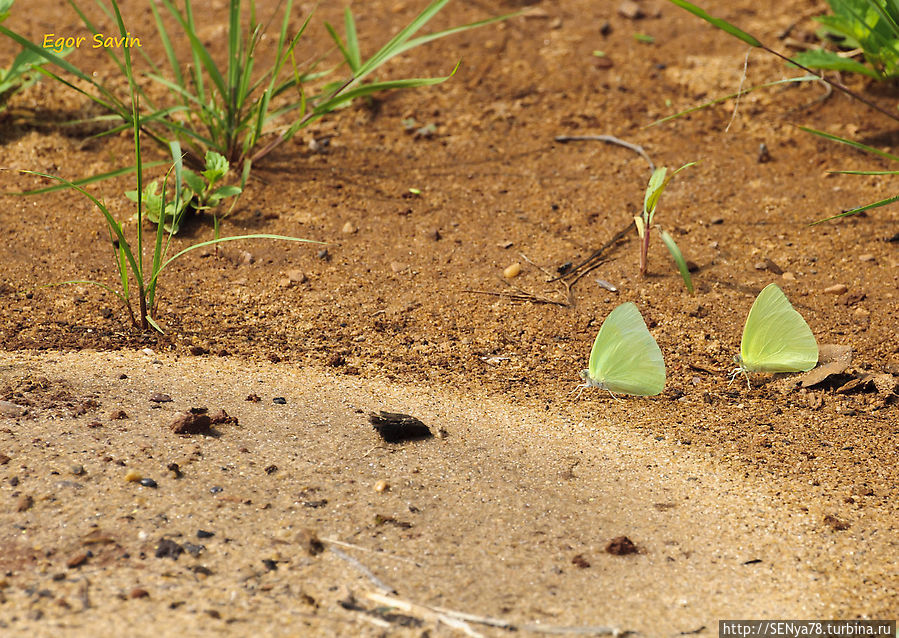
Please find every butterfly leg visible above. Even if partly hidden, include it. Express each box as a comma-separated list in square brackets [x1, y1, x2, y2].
[568, 382, 588, 401]
[727, 367, 752, 390]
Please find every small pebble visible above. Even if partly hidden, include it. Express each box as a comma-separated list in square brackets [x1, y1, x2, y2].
[66, 551, 90, 569]
[16, 495, 33, 512]
[210, 486, 223, 494]
[262, 559, 278, 571]
[605, 536, 638, 556]
[125, 469, 142, 483]
[197, 530, 215, 539]
[169, 411, 212, 435]
[285, 269, 307, 285]
[618, 0, 643, 19]
[341, 221, 357, 234]
[503, 262, 522, 278]
[824, 284, 848, 295]
[139, 478, 158, 489]
[109, 410, 127, 420]
[858, 254, 875, 262]
[183, 542, 204, 557]
[781, 272, 796, 281]
[188, 345, 208, 356]
[297, 529, 325, 556]
[70, 465, 84, 476]
[149, 393, 172, 403]
[155, 538, 184, 560]
[129, 588, 150, 599]
[273, 397, 287, 405]
[374, 479, 390, 493]
[316, 248, 330, 261]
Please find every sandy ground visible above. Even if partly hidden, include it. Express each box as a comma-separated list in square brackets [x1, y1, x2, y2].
[0, 349, 895, 637]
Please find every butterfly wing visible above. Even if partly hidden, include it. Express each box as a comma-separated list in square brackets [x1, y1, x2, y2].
[740, 284, 818, 372]
[588, 302, 666, 396]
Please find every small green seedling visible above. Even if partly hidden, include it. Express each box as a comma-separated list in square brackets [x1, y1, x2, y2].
[634, 163, 696, 293]
[633, 33, 655, 44]
[125, 151, 241, 234]
[15, 6, 320, 333]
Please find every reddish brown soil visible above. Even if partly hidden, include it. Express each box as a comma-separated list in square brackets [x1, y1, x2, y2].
[0, 0, 897, 634]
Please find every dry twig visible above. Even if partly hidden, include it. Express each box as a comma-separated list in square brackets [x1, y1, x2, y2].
[363, 591, 633, 636]
[329, 547, 396, 594]
[555, 135, 655, 172]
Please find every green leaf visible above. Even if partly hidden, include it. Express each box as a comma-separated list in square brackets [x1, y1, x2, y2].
[212, 185, 242, 198]
[202, 150, 229, 183]
[0, 0, 13, 22]
[667, 0, 762, 47]
[659, 229, 694, 294]
[182, 169, 205, 195]
[643, 167, 669, 217]
[791, 50, 882, 79]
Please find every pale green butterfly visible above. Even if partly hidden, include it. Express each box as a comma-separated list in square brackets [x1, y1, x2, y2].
[731, 283, 818, 386]
[578, 302, 666, 397]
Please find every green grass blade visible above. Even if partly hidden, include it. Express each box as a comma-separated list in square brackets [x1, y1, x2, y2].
[158, 0, 225, 99]
[344, 8, 361, 71]
[800, 125, 899, 162]
[827, 169, 899, 175]
[148, 0, 186, 96]
[313, 69, 459, 114]
[10, 160, 166, 195]
[350, 0, 451, 83]
[145, 315, 164, 333]
[16, 170, 143, 286]
[365, 11, 516, 78]
[811, 193, 899, 224]
[153, 234, 324, 286]
[647, 75, 818, 126]
[659, 229, 694, 294]
[667, 0, 762, 47]
[0, 24, 126, 111]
